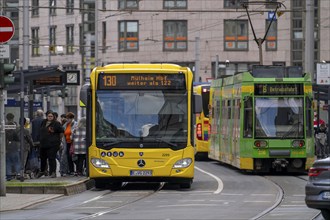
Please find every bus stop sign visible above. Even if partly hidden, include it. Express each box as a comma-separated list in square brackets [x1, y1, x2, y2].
[0, 16, 15, 44]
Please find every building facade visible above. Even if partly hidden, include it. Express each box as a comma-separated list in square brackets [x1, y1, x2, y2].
[15, 0, 330, 112]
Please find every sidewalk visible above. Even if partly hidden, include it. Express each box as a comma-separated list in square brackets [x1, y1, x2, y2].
[0, 176, 94, 212]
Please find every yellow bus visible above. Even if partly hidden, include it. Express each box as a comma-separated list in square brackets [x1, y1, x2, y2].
[80, 63, 202, 189]
[193, 83, 211, 160]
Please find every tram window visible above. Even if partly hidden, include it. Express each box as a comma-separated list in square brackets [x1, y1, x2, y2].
[227, 100, 232, 119]
[243, 96, 253, 138]
[306, 97, 312, 137]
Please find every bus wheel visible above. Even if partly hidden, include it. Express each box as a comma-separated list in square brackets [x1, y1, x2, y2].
[180, 180, 192, 189]
[109, 182, 122, 190]
[94, 180, 106, 189]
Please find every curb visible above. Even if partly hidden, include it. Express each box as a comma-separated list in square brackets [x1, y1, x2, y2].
[6, 179, 94, 196]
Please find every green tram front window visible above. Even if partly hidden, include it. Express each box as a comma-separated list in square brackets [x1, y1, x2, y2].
[95, 90, 188, 149]
[255, 97, 304, 138]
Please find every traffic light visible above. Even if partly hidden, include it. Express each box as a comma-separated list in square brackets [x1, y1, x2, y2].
[0, 63, 15, 88]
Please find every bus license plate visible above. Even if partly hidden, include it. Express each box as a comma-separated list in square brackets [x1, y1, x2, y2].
[130, 170, 152, 176]
[322, 192, 330, 200]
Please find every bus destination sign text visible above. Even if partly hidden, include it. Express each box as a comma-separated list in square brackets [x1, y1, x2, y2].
[98, 73, 186, 90]
[255, 84, 303, 95]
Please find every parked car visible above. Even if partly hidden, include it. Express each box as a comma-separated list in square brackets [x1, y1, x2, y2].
[305, 157, 330, 220]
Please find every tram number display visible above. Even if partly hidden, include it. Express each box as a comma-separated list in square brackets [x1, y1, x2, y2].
[255, 84, 303, 95]
[98, 73, 186, 90]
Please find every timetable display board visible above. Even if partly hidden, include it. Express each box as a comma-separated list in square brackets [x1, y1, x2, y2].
[98, 73, 186, 90]
[254, 84, 304, 95]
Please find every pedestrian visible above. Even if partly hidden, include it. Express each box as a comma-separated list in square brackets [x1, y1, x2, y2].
[63, 112, 77, 175]
[17, 118, 34, 177]
[31, 109, 44, 147]
[37, 111, 64, 178]
[60, 114, 67, 126]
[315, 123, 328, 159]
[5, 113, 20, 181]
[72, 117, 87, 176]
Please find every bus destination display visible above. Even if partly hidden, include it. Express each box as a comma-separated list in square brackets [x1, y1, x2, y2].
[98, 73, 186, 90]
[255, 84, 303, 95]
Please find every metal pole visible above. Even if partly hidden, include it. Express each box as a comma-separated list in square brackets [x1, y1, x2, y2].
[47, 87, 50, 110]
[305, 0, 314, 79]
[215, 55, 219, 79]
[23, 0, 29, 70]
[0, 59, 6, 196]
[258, 38, 263, 65]
[94, 0, 99, 67]
[328, 86, 330, 153]
[195, 36, 200, 82]
[19, 71, 24, 182]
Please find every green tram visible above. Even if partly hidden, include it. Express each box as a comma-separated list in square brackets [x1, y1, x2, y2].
[208, 66, 315, 172]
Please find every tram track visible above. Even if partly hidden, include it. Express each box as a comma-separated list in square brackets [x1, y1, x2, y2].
[251, 175, 322, 220]
[74, 182, 165, 220]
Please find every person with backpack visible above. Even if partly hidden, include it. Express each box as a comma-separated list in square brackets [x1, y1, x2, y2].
[5, 113, 20, 181]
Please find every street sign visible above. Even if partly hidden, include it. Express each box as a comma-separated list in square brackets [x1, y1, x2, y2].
[316, 63, 330, 85]
[0, 45, 10, 58]
[0, 16, 15, 44]
[268, 11, 277, 21]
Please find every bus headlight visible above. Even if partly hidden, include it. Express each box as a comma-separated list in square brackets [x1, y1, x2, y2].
[173, 158, 192, 168]
[91, 158, 110, 168]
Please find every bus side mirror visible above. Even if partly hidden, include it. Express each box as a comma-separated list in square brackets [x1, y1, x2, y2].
[193, 94, 202, 114]
[79, 83, 90, 108]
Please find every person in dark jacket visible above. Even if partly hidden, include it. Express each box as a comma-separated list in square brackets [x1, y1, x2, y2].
[31, 109, 44, 146]
[37, 111, 64, 178]
[5, 113, 20, 181]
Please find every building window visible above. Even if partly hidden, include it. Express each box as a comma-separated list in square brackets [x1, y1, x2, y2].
[102, 0, 106, 10]
[224, 20, 248, 51]
[66, 25, 74, 54]
[49, 0, 56, 16]
[118, 0, 138, 9]
[119, 21, 139, 51]
[163, 20, 187, 51]
[31, 27, 40, 56]
[265, 20, 277, 51]
[50, 26, 57, 54]
[224, 0, 245, 8]
[32, 0, 39, 16]
[164, 0, 187, 9]
[102, 21, 107, 53]
[66, 0, 74, 14]
[211, 62, 258, 78]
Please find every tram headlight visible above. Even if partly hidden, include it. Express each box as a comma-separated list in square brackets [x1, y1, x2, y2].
[173, 158, 192, 168]
[91, 158, 110, 168]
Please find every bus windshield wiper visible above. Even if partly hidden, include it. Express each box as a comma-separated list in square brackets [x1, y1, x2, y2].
[155, 138, 177, 147]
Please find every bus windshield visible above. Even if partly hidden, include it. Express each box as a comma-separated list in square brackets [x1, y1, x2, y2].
[95, 90, 188, 148]
[255, 97, 304, 138]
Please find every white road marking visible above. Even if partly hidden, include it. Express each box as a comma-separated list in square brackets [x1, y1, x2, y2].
[178, 199, 205, 202]
[244, 200, 272, 203]
[82, 195, 104, 204]
[195, 166, 223, 194]
[220, 193, 243, 196]
[250, 194, 273, 196]
[158, 204, 219, 208]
